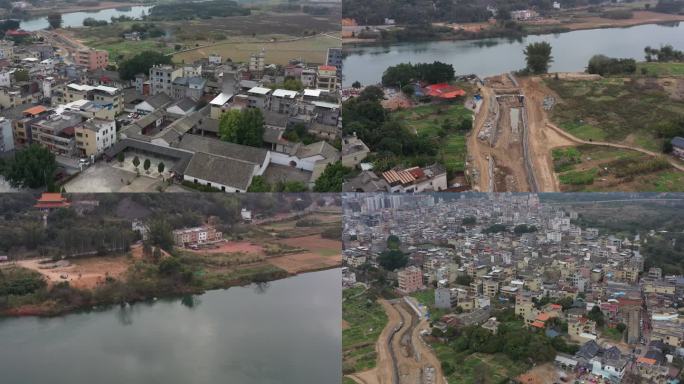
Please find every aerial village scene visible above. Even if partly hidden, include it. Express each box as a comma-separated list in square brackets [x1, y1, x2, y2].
[341, 0, 684, 194]
[343, 193, 684, 384]
[0, 0, 345, 193]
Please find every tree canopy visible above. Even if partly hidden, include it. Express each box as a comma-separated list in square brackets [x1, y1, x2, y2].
[1, 144, 57, 189]
[314, 162, 352, 192]
[218, 108, 265, 147]
[587, 55, 636, 76]
[378, 249, 408, 271]
[382, 61, 455, 87]
[524, 42, 554, 74]
[118, 51, 173, 81]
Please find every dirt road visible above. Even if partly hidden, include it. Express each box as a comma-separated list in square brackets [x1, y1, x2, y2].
[350, 299, 446, 384]
[468, 75, 534, 192]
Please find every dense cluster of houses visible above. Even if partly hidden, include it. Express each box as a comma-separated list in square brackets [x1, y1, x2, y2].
[0, 29, 344, 191]
[343, 193, 684, 383]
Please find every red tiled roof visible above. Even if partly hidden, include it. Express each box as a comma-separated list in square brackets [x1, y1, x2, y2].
[531, 320, 545, 328]
[23, 105, 47, 116]
[424, 83, 466, 99]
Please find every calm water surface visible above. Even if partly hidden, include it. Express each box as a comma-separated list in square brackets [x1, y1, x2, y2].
[0, 268, 342, 384]
[343, 22, 684, 86]
[19, 6, 154, 31]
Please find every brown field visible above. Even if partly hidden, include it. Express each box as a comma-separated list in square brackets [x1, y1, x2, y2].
[181, 241, 263, 255]
[278, 235, 341, 255]
[268, 251, 341, 273]
[17, 256, 130, 290]
[269, 235, 341, 273]
[173, 34, 339, 66]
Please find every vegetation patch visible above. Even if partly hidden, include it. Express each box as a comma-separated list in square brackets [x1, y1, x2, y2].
[343, 286, 388, 374]
[559, 168, 598, 185]
[546, 77, 683, 150]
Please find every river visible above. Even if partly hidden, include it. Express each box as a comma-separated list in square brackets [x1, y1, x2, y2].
[342, 22, 684, 86]
[19, 5, 154, 31]
[0, 268, 342, 384]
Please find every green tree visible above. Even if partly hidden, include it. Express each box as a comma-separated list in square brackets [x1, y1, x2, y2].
[158, 257, 181, 275]
[313, 161, 351, 192]
[3, 144, 57, 189]
[13, 69, 29, 82]
[148, 218, 174, 251]
[351, 81, 361, 89]
[462, 217, 476, 225]
[378, 249, 408, 271]
[274, 180, 309, 192]
[47, 13, 62, 29]
[132, 156, 140, 169]
[524, 42, 554, 74]
[143, 158, 151, 173]
[152, 246, 162, 264]
[247, 175, 272, 192]
[218, 108, 264, 147]
[587, 306, 605, 327]
[118, 51, 173, 81]
[387, 235, 401, 250]
[157, 162, 165, 174]
[117, 152, 125, 164]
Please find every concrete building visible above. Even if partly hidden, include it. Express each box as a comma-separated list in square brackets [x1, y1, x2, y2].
[74, 118, 116, 157]
[150, 65, 183, 96]
[74, 48, 109, 70]
[316, 65, 338, 92]
[326, 47, 343, 77]
[172, 226, 223, 247]
[0, 117, 14, 153]
[398, 266, 423, 294]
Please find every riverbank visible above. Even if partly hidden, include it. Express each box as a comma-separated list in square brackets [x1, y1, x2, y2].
[0, 261, 339, 318]
[25, 2, 145, 17]
[342, 14, 684, 47]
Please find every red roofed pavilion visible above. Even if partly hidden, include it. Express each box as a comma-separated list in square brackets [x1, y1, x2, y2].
[35, 193, 70, 209]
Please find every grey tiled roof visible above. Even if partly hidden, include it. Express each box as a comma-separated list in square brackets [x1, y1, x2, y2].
[183, 152, 256, 190]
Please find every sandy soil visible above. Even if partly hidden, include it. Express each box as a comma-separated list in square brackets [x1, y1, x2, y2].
[516, 363, 562, 384]
[377, 299, 401, 384]
[382, 92, 414, 111]
[268, 252, 341, 273]
[347, 370, 381, 384]
[17, 257, 129, 290]
[467, 84, 493, 191]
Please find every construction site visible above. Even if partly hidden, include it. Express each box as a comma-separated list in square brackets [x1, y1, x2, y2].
[467, 71, 684, 192]
[468, 74, 539, 192]
[347, 297, 445, 384]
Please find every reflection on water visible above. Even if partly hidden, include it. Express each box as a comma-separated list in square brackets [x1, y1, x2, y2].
[343, 23, 684, 86]
[0, 269, 341, 384]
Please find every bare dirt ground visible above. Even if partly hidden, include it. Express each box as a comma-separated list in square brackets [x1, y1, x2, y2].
[269, 235, 341, 273]
[268, 251, 341, 273]
[467, 84, 493, 191]
[277, 235, 341, 255]
[377, 299, 402, 384]
[469, 75, 533, 192]
[17, 257, 130, 290]
[348, 369, 381, 384]
[516, 363, 562, 384]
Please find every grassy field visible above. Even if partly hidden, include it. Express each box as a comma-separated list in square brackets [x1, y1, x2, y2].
[410, 288, 451, 320]
[433, 345, 529, 384]
[546, 76, 683, 152]
[637, 62, 684, 77]
[173, 34, 338, 66]
[392, 103, 473, 174]
[555, 145, 684, 192]
[342, 286, 388, 374]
